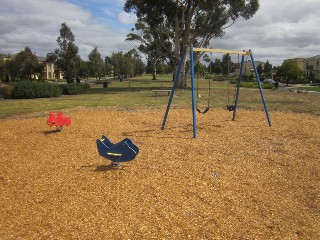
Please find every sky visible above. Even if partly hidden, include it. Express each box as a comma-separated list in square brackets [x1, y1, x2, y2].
[0, 0, 319, 67]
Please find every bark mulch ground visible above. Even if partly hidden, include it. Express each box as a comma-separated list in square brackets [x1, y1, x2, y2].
[0, 107, 319, 239]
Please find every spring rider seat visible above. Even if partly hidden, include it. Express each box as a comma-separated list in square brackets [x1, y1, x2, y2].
[47, 112, 71, 130]
[96, 135, 139, 167]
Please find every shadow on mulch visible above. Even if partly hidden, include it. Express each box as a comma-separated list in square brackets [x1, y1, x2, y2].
[43, 129, 62, 135]
[78, 164, 125, 172]
[122, 128, 193, 140]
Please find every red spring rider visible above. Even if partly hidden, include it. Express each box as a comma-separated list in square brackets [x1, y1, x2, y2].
[47, 112, 71, 130]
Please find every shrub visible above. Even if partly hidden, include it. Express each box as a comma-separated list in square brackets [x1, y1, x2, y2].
[12, 81, 62, 99]
[33, 82, 62, 98]
[0, 83, 14, 99]
[239, 82, 274, 89]
[204, 75, 215, 80]
[262, 83, 275, 89]
[12, 81, 36, 99]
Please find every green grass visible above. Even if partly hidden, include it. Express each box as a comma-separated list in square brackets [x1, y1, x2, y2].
[1, 74, 320, 118]
[298, 86, 320, 92]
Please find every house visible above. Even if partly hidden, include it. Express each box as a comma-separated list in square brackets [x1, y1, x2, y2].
[234, 60, 265, 76]
[37, 56, 56, 80]
[1, 54, 61, 81]
[305, 55, 320, 81]
[285, 58, 306, 71]
[284, 55, 320, 81]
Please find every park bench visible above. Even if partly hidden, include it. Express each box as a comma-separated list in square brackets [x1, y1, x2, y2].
[151, 89, 172, 96]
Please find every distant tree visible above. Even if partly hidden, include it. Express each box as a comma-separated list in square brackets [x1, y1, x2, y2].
[147, 60, 170, 75]
[126, 19, 172, 80]
[222, 54, 233, 75]
[55, 22, 79, 83]
[8, 46, 44, 81]
[264, 60, 272, 73]
[278, 61, 303, 85]
[88, 47, 104, 82]
[74, 55, 85, 83]
[194, 62, 207, 78]
[105, 57, 113, 76]
[111, 52, 133, 80]
[264, 60, 272, 78]
[108, 49, 144, 80]
[46, 52, 57, 63]
[257, 64, 263, 75]
[0, 54, 11, 82]
[203, 54, 211, 74]
[203, 54, 210, 64]
[78, 60, 89, 81]
[125, 49, 145, 77]
[211, 58, 223, 75]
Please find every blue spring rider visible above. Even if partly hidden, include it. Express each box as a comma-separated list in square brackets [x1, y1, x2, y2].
[96, 135, 139, 167]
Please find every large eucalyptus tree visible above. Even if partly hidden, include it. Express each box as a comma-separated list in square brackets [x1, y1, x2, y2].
[124, 0, 259, 88]
[126, 18, 173, 80]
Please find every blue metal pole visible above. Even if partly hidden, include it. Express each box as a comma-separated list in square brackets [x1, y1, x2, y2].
[161, 47, 187, 130]
[190, 44, 197, 138]
[232, 55, 245, 121]
[250, 50, 272, 127]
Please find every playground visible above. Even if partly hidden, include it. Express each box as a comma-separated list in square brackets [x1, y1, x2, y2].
[0, 107, 319, 239]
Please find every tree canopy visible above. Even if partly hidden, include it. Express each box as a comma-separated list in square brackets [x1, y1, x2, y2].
[55, 22, 79, 83]
[108, 49, 145, 80]
[0, 54, 11, 82]
[124, 0, 260, 88]
[126, 18, 173, 80]
[88, 47, 105, 82]
[278, 61, 303, 84]
[7, 46, 44, 81]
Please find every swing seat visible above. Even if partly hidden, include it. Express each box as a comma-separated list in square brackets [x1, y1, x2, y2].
[196, 107, 210, 114]
[96, 135, 139, 163]
[227, 105, 235, 111]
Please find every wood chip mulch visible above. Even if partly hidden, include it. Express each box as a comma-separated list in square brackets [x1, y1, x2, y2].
[0, 107, 319, 239]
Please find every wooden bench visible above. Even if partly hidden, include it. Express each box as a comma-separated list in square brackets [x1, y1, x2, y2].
[151, 89, 172, 96]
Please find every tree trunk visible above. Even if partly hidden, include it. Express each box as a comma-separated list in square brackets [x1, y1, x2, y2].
[174, 1, 182, 87]
[175, 0, 194, 89]
[152, 64, 157, 80]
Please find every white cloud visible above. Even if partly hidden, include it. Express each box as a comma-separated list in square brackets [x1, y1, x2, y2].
[118, 11, 137, 25]
[212, 0, 320, 66]
[0, 0, 319, 66]
[0, 0, 133, 59]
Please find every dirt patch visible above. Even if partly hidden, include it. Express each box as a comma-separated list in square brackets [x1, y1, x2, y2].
[0, 107, 319, 239]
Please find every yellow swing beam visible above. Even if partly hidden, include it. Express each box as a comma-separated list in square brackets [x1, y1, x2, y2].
[188, 47, 251, 56]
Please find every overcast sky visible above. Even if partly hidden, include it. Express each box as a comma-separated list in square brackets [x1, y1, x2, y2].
[1, 0, 319, 66]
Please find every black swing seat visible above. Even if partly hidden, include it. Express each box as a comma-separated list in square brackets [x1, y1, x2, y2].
[227, 105, 235, 111]
[96, 135, 139, 162]
[196, 107, 210, 114]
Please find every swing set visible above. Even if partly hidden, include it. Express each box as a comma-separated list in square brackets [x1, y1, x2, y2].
[195, 60, 235, 114]
[196, 77, 211, 114]
[161, 45, 272, 138]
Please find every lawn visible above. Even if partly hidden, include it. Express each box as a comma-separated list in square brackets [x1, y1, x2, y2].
[0, 75, 320, 118]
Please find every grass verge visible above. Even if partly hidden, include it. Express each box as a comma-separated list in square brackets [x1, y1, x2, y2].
[1, 75, 320, 118]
